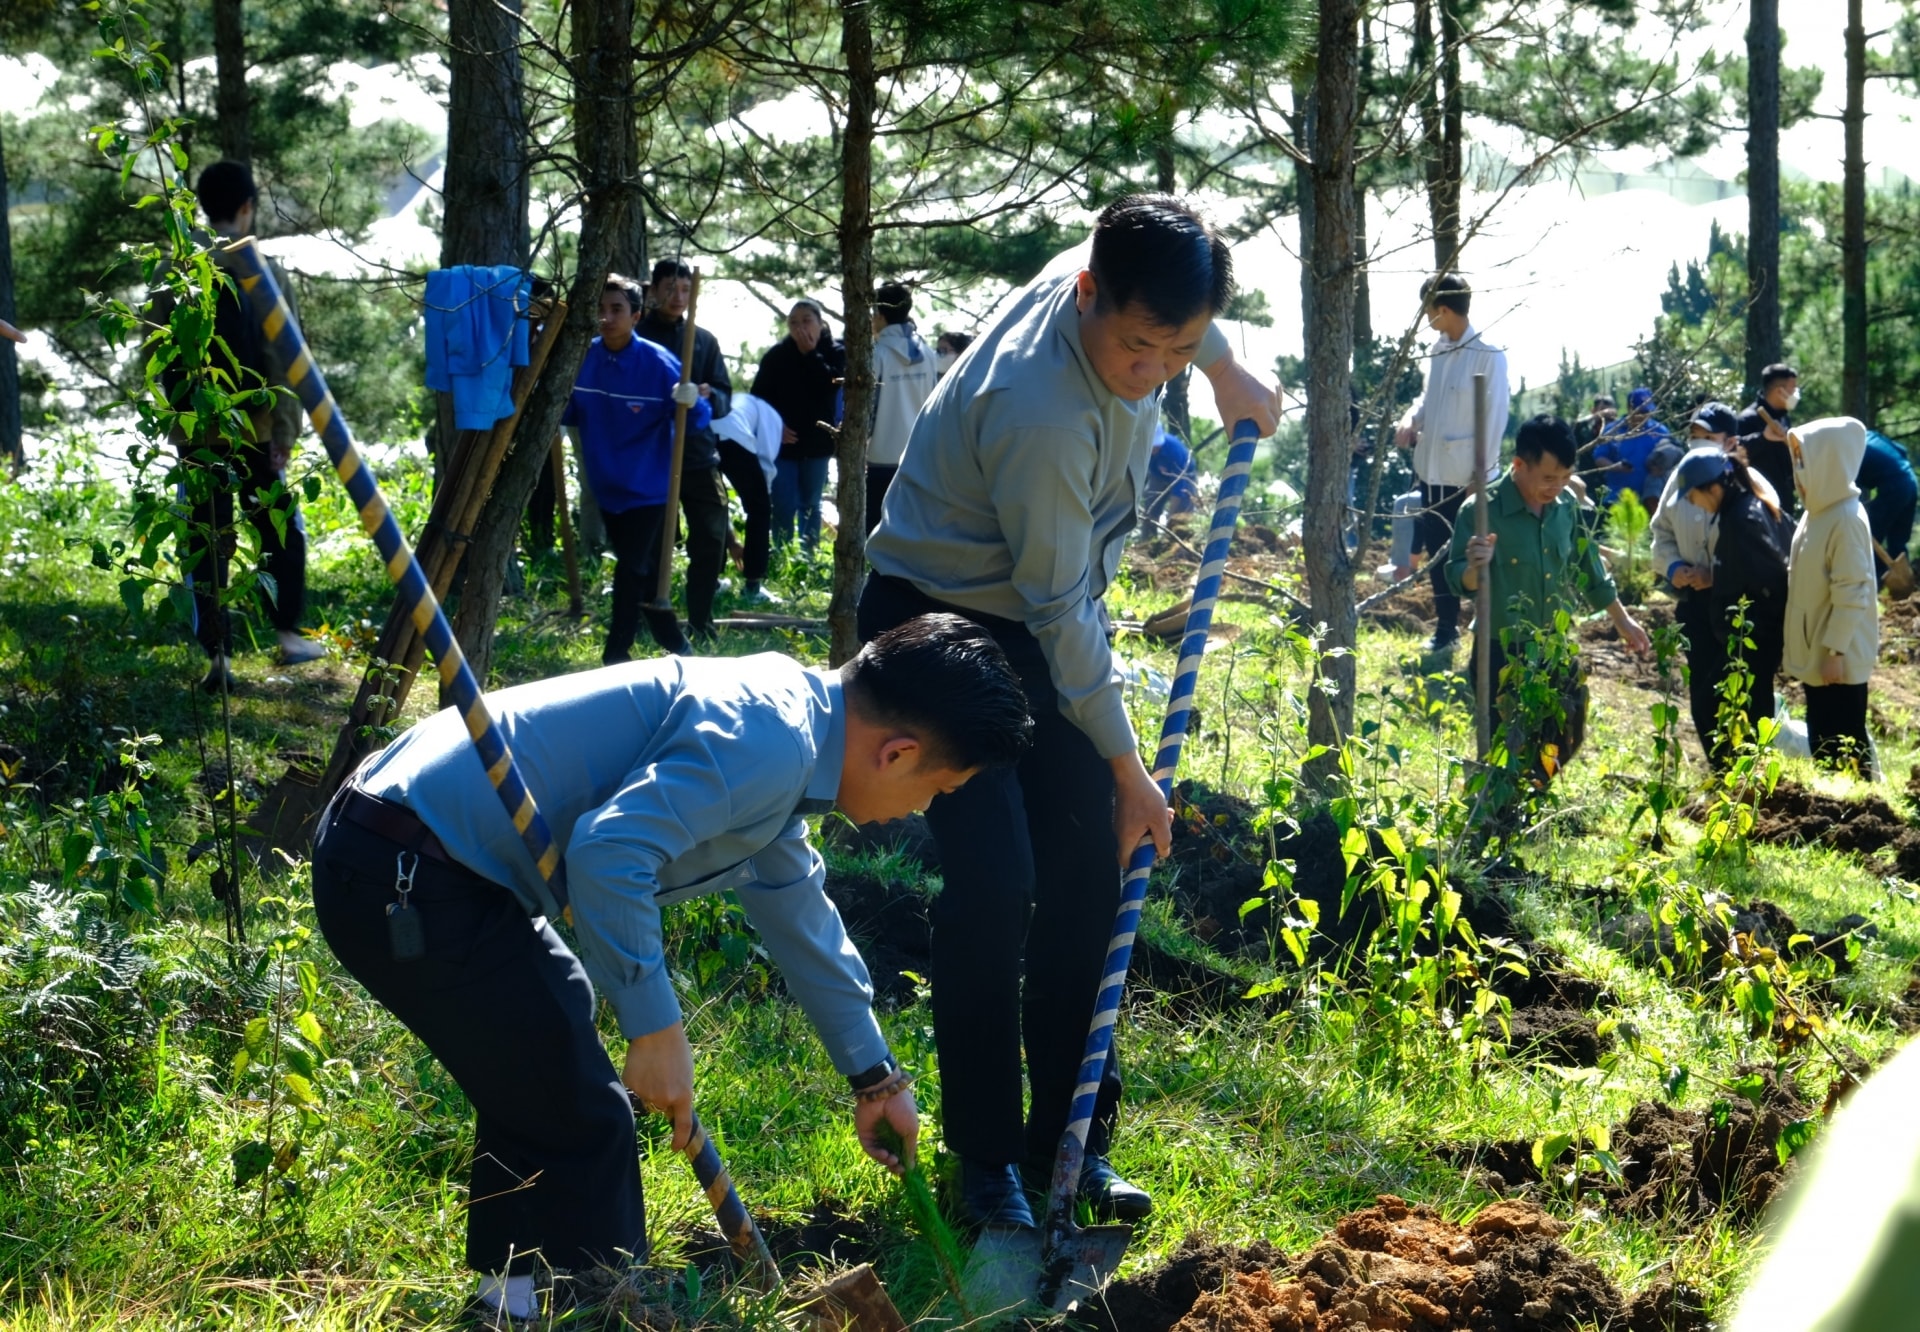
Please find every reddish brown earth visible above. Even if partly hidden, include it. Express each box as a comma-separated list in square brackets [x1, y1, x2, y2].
[1091, 1196, 1704, 1332]
[1741, 778, 1920, 881]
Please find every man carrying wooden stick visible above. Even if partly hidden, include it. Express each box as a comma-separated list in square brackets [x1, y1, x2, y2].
[566, 276, 708, 663]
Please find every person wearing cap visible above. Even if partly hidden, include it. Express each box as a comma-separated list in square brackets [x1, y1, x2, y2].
[1449, 414, 1650, 770]
[1591, 387, 1671, 507]
[1856, 429, 1917, 584]
[1392, 273, 1511, 654]
[1785, 418, 1880, 772]
[1737, 363, 1800, 516]
[1655, 446, 1792, 765]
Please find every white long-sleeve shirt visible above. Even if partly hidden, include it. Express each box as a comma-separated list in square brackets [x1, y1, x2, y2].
[1405, 325, 1510, 488]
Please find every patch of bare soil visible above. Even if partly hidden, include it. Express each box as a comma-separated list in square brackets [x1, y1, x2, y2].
[1442, 1069, 1806, 1224]
[682, 1199, 874, 1275]
[1577, 608, 1679, 693]
[1091, 1196, 1697, 1332]
[1600, 890, 1873, 979]
[1740, 777, 1920, 881]
[1359, 573, 1436, 637]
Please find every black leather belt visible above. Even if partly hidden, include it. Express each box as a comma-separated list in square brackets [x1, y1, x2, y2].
[338, 785, 458, 868]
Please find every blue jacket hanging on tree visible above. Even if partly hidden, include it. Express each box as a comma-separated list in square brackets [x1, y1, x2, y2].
[424, 266, 531, 429]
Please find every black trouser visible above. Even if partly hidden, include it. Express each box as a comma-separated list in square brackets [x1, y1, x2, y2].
[185, 450, 307, 658]
[1417, 483, 1466, 637]
[1475, 636, 1589, 771]
[717, 440, 771, 584]
[858, 575, 1124, 1167]
[1677, 597, 1781, 767]
[864, 464, 898, 537]
[310, 790, 643, 1275]
[680, 464, 731, 632]
[602, 504, 687, 660]
[1805, 682, 1872, 771]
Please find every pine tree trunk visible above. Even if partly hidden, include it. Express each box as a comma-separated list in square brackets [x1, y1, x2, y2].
[1842, 0, 1870, 422]
[441, 0, 529, 270]
[829, 0, 876, 666]
[1436, 0, 1463, 268]
[1293, 74, 1317, 349]
[1746, 0, 1783, 394]
[1412, 0, 1444, 270]
[1304, 0, 1360, 773]
[451, 0, 634, 684]
[0, 123, 19, 470]
[212, 0, 251, 165]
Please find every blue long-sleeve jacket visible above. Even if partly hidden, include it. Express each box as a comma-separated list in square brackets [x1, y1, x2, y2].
[563, 335, 713, 513]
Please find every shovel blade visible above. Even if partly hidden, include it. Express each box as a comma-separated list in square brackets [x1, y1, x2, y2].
[960, 1222, 1132, 1319]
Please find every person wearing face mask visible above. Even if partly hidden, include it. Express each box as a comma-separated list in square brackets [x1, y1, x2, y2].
[752, 300, 847, 553]
[1784, 417, 1880, 773]
[859, 194, 1281, 1233]
[1738, 363, 1802, 517]
[934, 330, 973, 378]
[867, 282, 938, 535]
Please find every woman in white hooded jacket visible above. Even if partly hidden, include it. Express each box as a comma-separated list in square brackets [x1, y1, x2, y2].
[1784, 416, 1880, 771]
[866, 281, 938, 534]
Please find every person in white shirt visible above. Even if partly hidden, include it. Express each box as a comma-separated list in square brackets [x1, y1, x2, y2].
[1394, 273, 1510, 653]
[867, 282, 939, 534]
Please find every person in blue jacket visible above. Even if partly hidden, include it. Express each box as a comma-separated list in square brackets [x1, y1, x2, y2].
[1592, 386, 1671, 506]
[565, 278, 711, 663]
[1858, 429, 1917, 582]
[1143, 427, 1200, 522]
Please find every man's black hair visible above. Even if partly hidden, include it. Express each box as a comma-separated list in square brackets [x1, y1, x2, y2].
[602, 275, 641, 313]
[1593, 394, 1616, 409]
[1420, 272, 1472, 317]
[938, 331, 973, 355]
[195, 160, 258, 226]
[843, 613, 1032, 771]
[875, 281, 912, 326]
[650, 258, 692, 286]
[1088, 193, 1233, 329]
[1761, 362, 1799, 389]
[1513, 413, 1578, 468]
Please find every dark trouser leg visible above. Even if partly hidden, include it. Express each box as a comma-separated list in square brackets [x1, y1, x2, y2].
[865, 464, 898, 537]
[771, 460, 799, 549]
[602, 505, 686, 660]
[1419, 484, 1465, 637]
[679, 465, 729, 631]
[1804, 682, 1872, 772]
[718, 441, 771, 582]
[798, 457, 829, 551]
[526, 452, 557, 556]
[186, 475, 237, 658]
[1677, 599, 1728, 765]
[245, 459, 307, 634]
[857, 577, 1123, 1165]
[310, 824, 643, 1274]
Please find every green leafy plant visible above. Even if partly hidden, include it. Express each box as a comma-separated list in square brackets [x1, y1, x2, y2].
[1627, 620, 1689, 847]
[1605, 491, 1655, 605]
[1699, 603, 1784, 868]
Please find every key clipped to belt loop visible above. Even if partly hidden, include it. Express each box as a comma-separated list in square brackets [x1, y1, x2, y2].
[388, 851, 426, 963]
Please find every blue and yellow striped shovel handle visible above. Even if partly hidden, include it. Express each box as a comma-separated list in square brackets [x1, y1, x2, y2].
[222, 238, 778, 1289]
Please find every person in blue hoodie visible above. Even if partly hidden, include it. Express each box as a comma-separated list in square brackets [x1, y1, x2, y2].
[565, 277, 710, 664]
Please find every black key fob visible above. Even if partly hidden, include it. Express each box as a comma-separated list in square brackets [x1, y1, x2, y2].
[387, 900, 425, 962]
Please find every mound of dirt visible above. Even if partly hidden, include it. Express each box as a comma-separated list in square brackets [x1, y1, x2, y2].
[1359, 574, 1436, 636]
[1600, 891, 1874, 979]
[1096, 1196, 1654, 1332]
[1094, 1234, 1291, 1332]
[1744, 778, 1920, 881]
[683, 1199, 873, 1275]
[1443, 1070, 1807, 1222]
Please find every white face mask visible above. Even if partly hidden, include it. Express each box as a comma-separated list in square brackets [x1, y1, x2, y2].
[1786, 388, 1802, 410]
[935, 351, 956, 376]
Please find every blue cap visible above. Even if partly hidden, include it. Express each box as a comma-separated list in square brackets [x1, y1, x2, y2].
[1629, 386, 1656, 413]
[1690, 402, 1738, 436]
[1675, 446, 1733, 492]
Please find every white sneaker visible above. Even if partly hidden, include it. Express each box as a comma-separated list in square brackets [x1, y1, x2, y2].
[742, 583, 782, 607]
[277, 632, 326, 665]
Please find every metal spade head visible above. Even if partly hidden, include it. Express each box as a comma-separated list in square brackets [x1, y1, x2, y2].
[960, 1219, 1131, 1318]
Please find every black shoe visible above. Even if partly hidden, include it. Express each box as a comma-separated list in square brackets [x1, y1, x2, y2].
[690, 621, 719, 646]
[1022, 1153, 1153, 1223]
[200, 653, 235, 694]
[1428, 627, 1459, 654]
[601, 648, 633, 667]
[959, 1159, 1036, 1229]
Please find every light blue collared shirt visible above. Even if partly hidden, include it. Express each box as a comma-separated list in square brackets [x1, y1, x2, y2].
[354, 654, 887, 1075]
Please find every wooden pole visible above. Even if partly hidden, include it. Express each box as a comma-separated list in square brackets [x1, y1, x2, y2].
[652, 269, 701, 608]
[1472, 372, 1493, 758]
[551, 434, 583, 617]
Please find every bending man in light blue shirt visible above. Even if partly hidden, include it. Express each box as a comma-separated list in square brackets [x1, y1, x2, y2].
[310, 614, 1031, 1321]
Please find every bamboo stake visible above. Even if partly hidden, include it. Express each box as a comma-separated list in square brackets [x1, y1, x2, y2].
[551, 434, 584, 617]
[652, 270, 701, 608]
[1473, 372, 1493, 759]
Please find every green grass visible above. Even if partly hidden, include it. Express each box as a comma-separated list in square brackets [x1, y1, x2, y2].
[0, 436, 1915, 1327]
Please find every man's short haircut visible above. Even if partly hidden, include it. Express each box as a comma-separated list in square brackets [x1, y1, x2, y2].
[1420, 272, 1472, 317]
[875, 281, 912, 326]
[195, 160, 258, 226]
[1088, 193, 1233, 329]
[650, 258, 692, 286]
[938, 331, 973, 355]
[843, 613, 1032, 771]
[602, 276, 640, 312]
[1761, 362, 1800, 389]
[1514, 413, 1578, 468]
[1593, 394, 1616, 409]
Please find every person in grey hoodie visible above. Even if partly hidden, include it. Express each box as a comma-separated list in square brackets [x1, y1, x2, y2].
[1784, 417, 1880, 771]
[866, 281, 938, 534]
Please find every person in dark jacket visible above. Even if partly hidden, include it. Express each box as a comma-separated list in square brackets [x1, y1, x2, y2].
[752, 300, 846, 553]
[637, 260, 749, 638]
[1858, 429, 1917, 582]
[1735, 363, 1799, 516]
[1672, 447, 1791, 764]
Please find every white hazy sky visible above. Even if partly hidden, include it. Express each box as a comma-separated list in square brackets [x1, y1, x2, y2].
[5, 0, 1914, 432]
